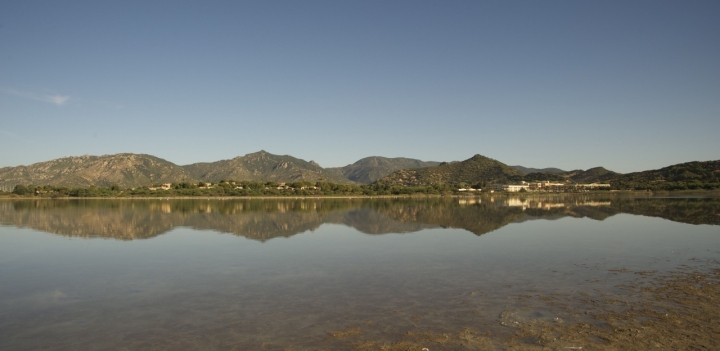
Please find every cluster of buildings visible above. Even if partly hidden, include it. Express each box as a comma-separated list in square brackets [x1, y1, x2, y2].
[493, 181, 611, 192]
[459, 181, 611, 193]
[148, 183, 174, 191]
[148, 182, 321, 191]
[272, 183, 319, 191]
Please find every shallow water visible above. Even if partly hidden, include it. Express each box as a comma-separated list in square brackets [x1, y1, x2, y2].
[0, 195, 718, 350]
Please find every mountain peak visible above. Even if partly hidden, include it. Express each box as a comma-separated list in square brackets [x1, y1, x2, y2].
[377, 154, 522, 186]
[469, 154, 492, 162]
[330, 156, 442, 184]
[182, 151, 352, 184]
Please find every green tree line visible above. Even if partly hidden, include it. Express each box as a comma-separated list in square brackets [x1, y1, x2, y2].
[5, 180, 463, 198]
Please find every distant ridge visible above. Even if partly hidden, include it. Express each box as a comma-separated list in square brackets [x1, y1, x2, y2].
[0, 153, 192, 189]
[510, 165, 566, 175]
[328, 156, 441, 184]
[1, 152, 716, 191]
[377, 154, 523, 186]
[610, 160, 720, 190]
[182, 150, 351, 184]
[569, 167, 619, 183]
[517, 167, 620, 183]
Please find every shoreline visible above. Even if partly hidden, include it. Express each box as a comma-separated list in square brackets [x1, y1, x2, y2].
[1, 190, 717, 200]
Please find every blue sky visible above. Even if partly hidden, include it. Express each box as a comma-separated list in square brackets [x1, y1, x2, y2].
[1, 1, 718, 173]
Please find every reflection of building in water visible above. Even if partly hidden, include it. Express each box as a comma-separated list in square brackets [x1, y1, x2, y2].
[300, 202, 317, 210]
[541, 203, 566, 209]
[203, 204, 212, 213]
[0, 202, 12, 211]
[504, 198, 612, 210]
[578, 201, 611, 207]
[505, 198, 567, 210]
[149, 202, 173, 213]
[232, 203, 244, 213]
[458, 199, 480, 206]
[491, 182, 611, 192]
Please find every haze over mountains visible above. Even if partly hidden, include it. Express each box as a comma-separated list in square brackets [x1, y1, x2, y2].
[0, 151, 717, 190]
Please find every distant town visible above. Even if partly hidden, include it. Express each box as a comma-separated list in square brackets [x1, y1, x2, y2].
[147, 180, 612, 194]
[460, 181, 611, 193]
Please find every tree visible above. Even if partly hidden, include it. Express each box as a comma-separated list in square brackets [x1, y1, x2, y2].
[265, 181, 279, 188]
[12, 185, 31, 195]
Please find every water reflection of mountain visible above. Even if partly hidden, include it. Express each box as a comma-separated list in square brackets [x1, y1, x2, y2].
[324, 208, 438, 235]
[502, 196, 720, 226]
[610, 197, 720, 225]
[372, 199, 527, 236]
[0, 196, 717, 241]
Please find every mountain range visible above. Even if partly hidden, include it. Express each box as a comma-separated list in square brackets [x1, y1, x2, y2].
[0, 151, 717, 190]
[0, 151, 442, 189]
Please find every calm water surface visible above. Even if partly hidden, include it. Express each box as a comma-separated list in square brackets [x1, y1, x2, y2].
[0, 195, 718, 350]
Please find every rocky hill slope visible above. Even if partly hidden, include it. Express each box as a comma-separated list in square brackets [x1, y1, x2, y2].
[328, 156, 441, 184]
[510, 166, 566, 174]
[610, 160, 720, 190]
[182, 150, 351, 184]
[0, 154, 193, 189]
[520, 167, 619, 183]
[377, 154, 523, 186]
[568, 167, 620, 183]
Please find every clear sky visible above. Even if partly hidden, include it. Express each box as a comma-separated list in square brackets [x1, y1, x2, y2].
[1, 1, 718, 173]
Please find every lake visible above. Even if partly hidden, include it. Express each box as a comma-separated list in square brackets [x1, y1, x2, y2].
[0, 195, 718, 350]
